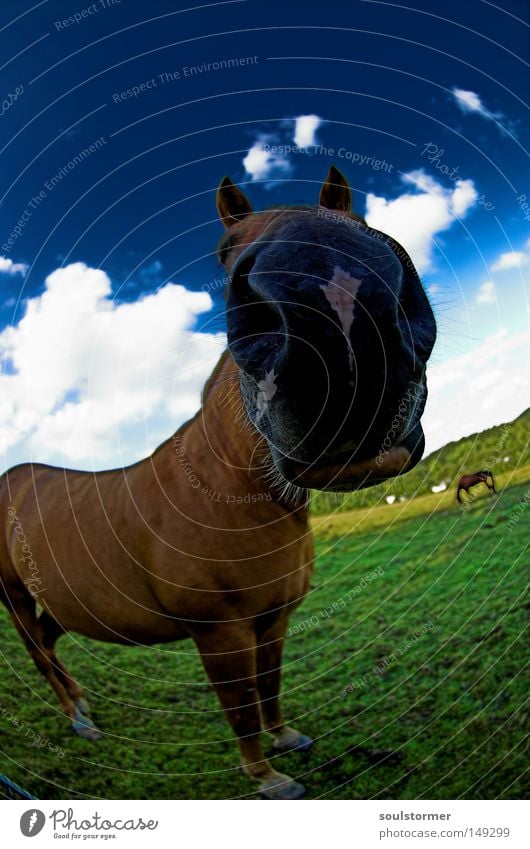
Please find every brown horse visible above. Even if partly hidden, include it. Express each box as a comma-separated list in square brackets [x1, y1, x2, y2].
[0, 167, 436, 799]
[456, 469, 496, 503]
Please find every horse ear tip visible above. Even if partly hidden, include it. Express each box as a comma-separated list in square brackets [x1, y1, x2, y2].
[219, 176, 234, 190]
[326, 164, 339, 179]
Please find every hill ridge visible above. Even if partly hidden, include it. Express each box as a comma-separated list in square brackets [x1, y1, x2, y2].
[310, 408, 530, 514]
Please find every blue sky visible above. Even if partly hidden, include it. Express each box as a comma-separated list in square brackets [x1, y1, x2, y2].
[1, 0, 529, 471]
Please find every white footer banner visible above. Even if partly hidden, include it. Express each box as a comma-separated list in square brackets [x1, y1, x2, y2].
[1, 799, 527, 848]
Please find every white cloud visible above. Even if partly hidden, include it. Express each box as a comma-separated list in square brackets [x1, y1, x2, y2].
[242, 115, 322, 182]
[293, 114, 322, 147]
[491, 250, 528, 272]
[423, 328, 530, 454]
[0, 256, 28, 276]
[365, 169, 477, 273]
[476, 281, 496, 305]
[0, 262, 225, 469]
[452, 87, 517, 137]
[452, 87, 486, 115]
[242, 138, 291, 182]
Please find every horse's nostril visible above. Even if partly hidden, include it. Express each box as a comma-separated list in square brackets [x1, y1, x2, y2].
[227, 295, 285, 366]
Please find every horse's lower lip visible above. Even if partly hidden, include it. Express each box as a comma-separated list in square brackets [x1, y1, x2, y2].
[290, 445, 412, 490]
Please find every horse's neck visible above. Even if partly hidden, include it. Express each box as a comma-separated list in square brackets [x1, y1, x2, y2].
[198, 350, 265, 476]
[150, 351, 308, 519]
[151, 351, 269, 498]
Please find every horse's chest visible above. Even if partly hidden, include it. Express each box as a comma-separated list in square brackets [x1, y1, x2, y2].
[153, 532, 313, 620]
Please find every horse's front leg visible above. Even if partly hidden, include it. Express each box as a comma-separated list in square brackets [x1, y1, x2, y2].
[193, 624, 306, 799]
[257, 618, 313, 754]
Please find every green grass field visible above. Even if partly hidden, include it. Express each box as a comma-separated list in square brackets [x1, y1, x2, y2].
[1, 469, 528, 800]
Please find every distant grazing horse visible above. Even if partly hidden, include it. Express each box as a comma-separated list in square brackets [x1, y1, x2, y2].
[0, 167, 436, 799]
[456, 469, 496, 503]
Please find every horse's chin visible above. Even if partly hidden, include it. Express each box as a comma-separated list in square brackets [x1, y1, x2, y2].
[283, 446, 412, 492]
[268, 423, 426, 492]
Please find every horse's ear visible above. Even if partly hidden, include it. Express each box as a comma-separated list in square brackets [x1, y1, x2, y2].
[216, 177, 253, 228]
[319, 165, 352, 213]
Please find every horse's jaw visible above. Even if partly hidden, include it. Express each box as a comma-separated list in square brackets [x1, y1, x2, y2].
[287, 445, 412, 492]
[265, 419, 426, 493]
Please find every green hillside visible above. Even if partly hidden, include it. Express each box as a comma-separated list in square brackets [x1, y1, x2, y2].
[311, 408, 530, 515]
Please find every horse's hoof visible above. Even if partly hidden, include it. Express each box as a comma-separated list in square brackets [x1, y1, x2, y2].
[259, 773, 306, 800]
[72, 720, 102, 741]
[272, 729, 314, 754]
[75, 697, 91, 716]
[72, 712, 102, 742]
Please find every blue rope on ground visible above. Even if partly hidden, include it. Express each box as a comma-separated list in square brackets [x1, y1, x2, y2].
[0, 773, 37, 800]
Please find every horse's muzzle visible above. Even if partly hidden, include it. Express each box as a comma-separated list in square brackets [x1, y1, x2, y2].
[226, 210, 435, 492]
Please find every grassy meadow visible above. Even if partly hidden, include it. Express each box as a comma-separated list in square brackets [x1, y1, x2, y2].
[0, 465, 528, 800]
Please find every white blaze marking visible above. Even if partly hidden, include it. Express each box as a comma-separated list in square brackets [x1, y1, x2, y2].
[256, 369, 278, 420]
[320, 265, 363, 369]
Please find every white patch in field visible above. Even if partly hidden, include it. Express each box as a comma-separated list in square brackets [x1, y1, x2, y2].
[320, 265, 363, 369]
[256, 369, 278, 421]
[431, 481, 448, 493]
